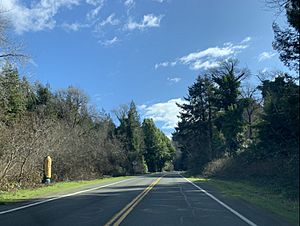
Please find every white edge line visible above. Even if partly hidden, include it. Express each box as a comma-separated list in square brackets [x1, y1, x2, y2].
[0, 178, 135, 215]
[181, 175, 258, 226]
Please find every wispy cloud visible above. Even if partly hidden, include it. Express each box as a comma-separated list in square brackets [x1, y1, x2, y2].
[124, 0, 135, 15]
[86, 1, 105, 21]
[99, 36, 120, 46]
[139, 98, 186, 130]
[261, 67, 269, 73]
[99, 14, 120, 26]
[258, 51, 276, 62]
[125, 14, 163, 30]
[61, 22, 89, 31]
[167, 77, 181, 83]
[155, 37, 251, 70]
[124, 0, 135, 8]
[153, 0, 166, 2]
[155, 61, 176, 69]
[86, 0, 104, 6]
[241, 36, 251, 43]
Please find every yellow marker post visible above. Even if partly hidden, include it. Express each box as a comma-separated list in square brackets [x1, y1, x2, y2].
[44, 155, 52, 183]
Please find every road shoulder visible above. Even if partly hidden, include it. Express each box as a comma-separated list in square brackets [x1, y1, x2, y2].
[189, 177, 296, 226]
[0, 176, 135, 213]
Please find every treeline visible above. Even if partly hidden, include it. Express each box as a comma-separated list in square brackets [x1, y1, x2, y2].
[173, 0, 299, 199]
[0, 64, 175, 190]
[173, 61, 298, 180]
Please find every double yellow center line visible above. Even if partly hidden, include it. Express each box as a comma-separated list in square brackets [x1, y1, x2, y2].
[104, 175, 163, 226]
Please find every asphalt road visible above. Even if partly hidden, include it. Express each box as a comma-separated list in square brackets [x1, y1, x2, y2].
[0, 173, 292, 226]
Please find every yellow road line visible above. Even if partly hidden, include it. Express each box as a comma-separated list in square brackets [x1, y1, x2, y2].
[104, 176, 163, 226]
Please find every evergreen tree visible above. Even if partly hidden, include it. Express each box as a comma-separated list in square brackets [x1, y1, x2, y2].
[21, 77, 37, 112]
[142, 118, 175, 172]
[116, 101, 145, 174]
[268, 0, 300, 71]
[0, 63, 26, 122]
[173, 75, 214, 173]
[257, 75, 299, 159]
[211, 60, 247, 156]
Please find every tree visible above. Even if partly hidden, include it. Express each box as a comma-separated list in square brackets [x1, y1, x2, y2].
[273, 23, 300, 71]
[0, 63, 26, 122]
[241, 85, 262, 143]
[0, 12, 26, 63]
[142, 118, 175, 172]
[266, 0, 300, 71]
[115, 101, 146, 174]
[54, 86, 89, 127]
[142, 119, 159, 172]
[211, 59, 248, 156]
[256, 74, 299, 158]
[173, 75, 214, 173]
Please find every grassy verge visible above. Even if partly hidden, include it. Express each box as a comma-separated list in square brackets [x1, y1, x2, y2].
[0, 176, 132, 205]
[189, 177, 299, 225]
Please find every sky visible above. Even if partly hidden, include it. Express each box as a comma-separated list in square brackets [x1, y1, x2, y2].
[1, 0, 288, 137]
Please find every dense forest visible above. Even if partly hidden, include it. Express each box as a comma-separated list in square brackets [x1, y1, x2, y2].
[173, 0, 299, 200]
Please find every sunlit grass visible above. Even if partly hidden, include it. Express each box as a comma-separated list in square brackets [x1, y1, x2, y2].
[0, 176, 132, 205]
[189, 177, 299, 226]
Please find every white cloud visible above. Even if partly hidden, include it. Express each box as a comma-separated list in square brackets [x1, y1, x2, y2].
[86, 2, 104, 20]
[167, 77, 181, 83]
[86, 0, 103, 6]
[241, 36, 251, 43]
[99, 14, 120, 26]
[155, 61, 176, 69]
[1, 0, 81, 34]
[258, 51, 276, 62]
[124, 0, 135, 14]
[190, 60, 220, 70]
[155, 37, 250, 70]
[61, 22, 89, 31]
[99, 36, 119, 46]
[180, 43, 247, 64]
[124, 0, 135, 7]
[125, 14, 163, 30]
[3, 0, 165, 48]
[140, 98, 186, 130]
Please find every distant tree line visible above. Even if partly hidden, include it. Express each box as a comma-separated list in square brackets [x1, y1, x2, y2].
[173, 0, 299, 199]
[0, 63, 175, 189]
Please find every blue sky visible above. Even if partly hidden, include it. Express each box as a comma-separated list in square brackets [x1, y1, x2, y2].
[2, 0, 288, 136]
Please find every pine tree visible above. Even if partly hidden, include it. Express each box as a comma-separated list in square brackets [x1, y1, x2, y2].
[174, 75, 214, 173]
[0, 63, 26, 122]
[142, 118, 175, 172]
[211, 60, 247, 156]
[116, 101, 145, 174]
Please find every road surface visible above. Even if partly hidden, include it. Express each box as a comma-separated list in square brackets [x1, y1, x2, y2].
[0, 173, 292, 226]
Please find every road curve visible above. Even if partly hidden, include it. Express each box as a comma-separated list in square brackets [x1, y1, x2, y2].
[0, 173, 292, 226]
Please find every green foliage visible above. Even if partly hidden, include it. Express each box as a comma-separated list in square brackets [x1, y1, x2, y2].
[0, 63, 26, 122]
[173, 75, 214, 173]
[256, 75, 299, 159]
[174, 60, 250, 172]
[211, 60, 248, 156]
[271, 0, 300, 71]
[142, 118, 175, 172]
[273, 23, 300, 71]
[115, 101, 146, 174]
